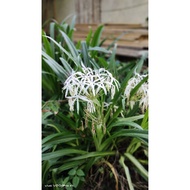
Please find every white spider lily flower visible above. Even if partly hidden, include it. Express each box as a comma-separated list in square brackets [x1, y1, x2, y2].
[139, 82, 148, 113]
[87, 101, 96, 113]
[68, 98, 76, 112]
[124, 72, 148, 113]
[63, 65, 120, 113]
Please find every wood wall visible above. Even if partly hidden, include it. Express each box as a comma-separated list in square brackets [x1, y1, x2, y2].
[101, 0, 148, 24]
[75, 0, 101, 23]
[42, 0, 148, 25]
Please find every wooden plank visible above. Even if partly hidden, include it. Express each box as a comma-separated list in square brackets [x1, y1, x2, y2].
[101, 46, 148, 58]
[116, 48, 143, 57]
[104, 23, 145, 29]
[116, 48, 148, 57]
[74, 33, 147, 42]
[73, 23, 148, 57]
[73, 36, 148, 49]
[74, 26, 148, 36]
[99, 40, 148, 49]
[75, 23, 145, 29]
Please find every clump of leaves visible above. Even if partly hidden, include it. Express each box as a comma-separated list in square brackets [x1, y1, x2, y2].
[42, 17, 148, 190]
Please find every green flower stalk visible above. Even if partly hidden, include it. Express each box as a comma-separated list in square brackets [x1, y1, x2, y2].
[63, 64, 120, 150]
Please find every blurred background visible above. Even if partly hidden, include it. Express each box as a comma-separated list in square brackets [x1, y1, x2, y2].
[42, 0, 148, 59]
[42, 0, 148, 25]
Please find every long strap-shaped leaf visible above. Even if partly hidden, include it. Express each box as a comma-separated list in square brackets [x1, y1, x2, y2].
[119, 156, 134, 190]
[107, 115, 144, 130]
[42, 30, 54, 58]
[81, 41, 90, 67]
[124, 152, 148, 181]
[64, 151, 116, 162]
[42, 133, 81, 146]
[111, 129, 148, 140]
[57, 160, 86, 174]
[42, 149, 87, 160]
[100, 129, 148, 151]
[43, 35, 82, 68]
[42, 51, 68, 82]
[91, 25, 104, 47]
[59, 30, 79, 59]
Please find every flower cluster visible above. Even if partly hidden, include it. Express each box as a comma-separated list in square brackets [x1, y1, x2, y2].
[63, 65, 120, 113]
[124, 72, 148, 113]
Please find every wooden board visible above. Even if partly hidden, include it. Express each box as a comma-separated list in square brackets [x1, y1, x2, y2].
[73, 23, 148, 58]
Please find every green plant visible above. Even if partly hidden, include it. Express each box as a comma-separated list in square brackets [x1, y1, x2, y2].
[42, 18, 148, 190]
[59, 167, 85, 190]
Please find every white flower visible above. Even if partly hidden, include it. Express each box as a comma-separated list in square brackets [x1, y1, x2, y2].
[63, 65, 120, 113]
[124, 72, 148, 113]
[68, 98, 75, 112]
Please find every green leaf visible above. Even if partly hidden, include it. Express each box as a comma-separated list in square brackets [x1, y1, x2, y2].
[96, 57, 109, 68]
[63, 176, 70, 185]
[126, 102, 140, 117]
[70, 15, 76, 30]
[106, 106, 123, 129]
[81, 41, 90, 67]
[124, 152, 148, 181]
[43, 35, 81, 68]
[42, 160, 51, 184]
[49, 22, 55, 58]
[42, 149, 87, 161]
[68, 29, 74, 40]
[61, 14, 75, 25]
[108, 115, 144, 129]
[42, 133, 81, 147]
[59, 30, 79, 59]
[59, 57, 73, 74]
[89, 58, 100, 69]
[141, 108, 148, 129]
[68, 168, 77, 176]
[42, 30, 53, 58]
[126, 138, 141, 154]
[91, 25, 104, 47]
[119, 156, 134, 190]
[113, 129, 148, 139]
[52, 169, 58, 188]
[56, 112, 76, 130]
[65, 151, 115, 162]
[86, 28, 92, 45]
[100, 129, 148, 151]
[65, 182, 73, 190]
[57, 160, 85, 174]
[109, 120, 143, 130]
[76, 169, 85, 176]
[42, 51, 68, 82]
[42, 132, 64, 145]
[80, 177, 85, 182]
[83, 157, 97, 174]
[135, 54, 147, 74]
[72, 176, 80, 188]
[42, 101, 60, 114]
[42, 111, 53, 121]
[107, 43, 117, 76]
